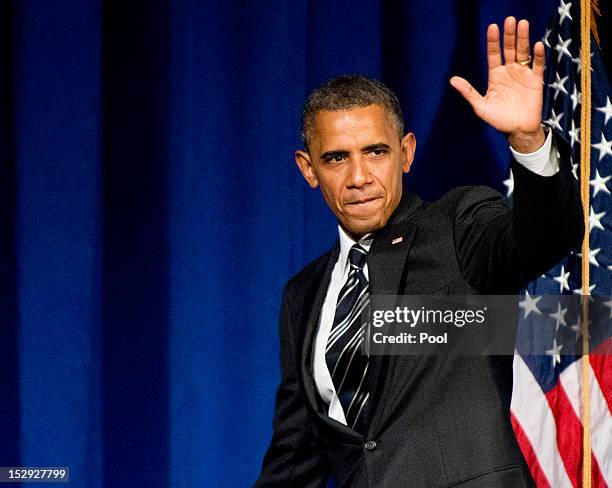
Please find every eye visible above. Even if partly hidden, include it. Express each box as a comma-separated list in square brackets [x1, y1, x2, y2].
[369, 148, 387, 156]
[325, 154, 346, 163]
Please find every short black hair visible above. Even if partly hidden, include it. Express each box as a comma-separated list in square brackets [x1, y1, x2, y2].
[300, 75, 404, 150]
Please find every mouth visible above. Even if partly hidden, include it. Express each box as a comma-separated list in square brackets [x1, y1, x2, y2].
[344, 196, 383, 214]
[346, 196, 382, 205]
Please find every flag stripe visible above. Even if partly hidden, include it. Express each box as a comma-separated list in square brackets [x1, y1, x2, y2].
[511, 413, 553, 488]
[592, 454, 608, 488]
[559, 359, 612, 485]
[512, 355, 574, 488]
[590, 339, 612, 413]
[544, 381, 582, 488]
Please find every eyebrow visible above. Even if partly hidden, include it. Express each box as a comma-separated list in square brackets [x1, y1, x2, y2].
[320, 143, 391, 161]
[362, 142, 391, 152]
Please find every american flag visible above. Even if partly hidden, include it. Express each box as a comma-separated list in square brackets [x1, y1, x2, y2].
[508, 1, 612, 487]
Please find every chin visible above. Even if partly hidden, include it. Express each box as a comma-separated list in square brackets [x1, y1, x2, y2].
[344, 218, 385, 238]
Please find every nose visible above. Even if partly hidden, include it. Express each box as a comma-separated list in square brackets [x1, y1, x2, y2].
[346, 156, 372, 189]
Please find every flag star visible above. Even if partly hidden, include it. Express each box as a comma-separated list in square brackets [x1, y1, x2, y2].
[570, 321, 580, 338]
[550, 302, 568, 331]
[572, 49, 593, 74]
[573, 283, 596, 295]
[592, 133, 612, 162]
[570, 316, 591, 341]
[543, 27, 552, 48]
[553, 265, 571, 292]
[545, 109, 564, 132]
[503, 169, 514, 197]
[570, 85, 582, 110]
[545, 338, 563, 367]
[568, 120, 580, 149]
[603, 299, 612, 319]
[589, 206, 606, 232]
[570, 322, 581, 342]
[596, 96, 612, 125]
[548, 73, 569, 100]
[519, 291, 541, 319]
[590, 168, 611, 196]
[589, 248, 601, 267]
[558, 0, 573, 24]
[571, 160, 579, 180]
[554, 34, 572, 62]
[577, 247, 602, 266]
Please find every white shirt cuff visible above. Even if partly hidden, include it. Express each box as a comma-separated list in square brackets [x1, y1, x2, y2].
[509, 128, 559, 177]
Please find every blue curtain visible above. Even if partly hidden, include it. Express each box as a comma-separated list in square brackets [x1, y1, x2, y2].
[0, 1, 555, 486]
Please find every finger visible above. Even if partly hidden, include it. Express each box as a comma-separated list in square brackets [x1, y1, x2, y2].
[449, 76, 485, 116]
[503, 16, 517, 64]
[532, 41, 545, 77]
[516, 19, 531, 64]
[486, 24, 502, 70]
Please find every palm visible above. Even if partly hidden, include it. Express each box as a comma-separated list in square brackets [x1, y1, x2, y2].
[479, 63, 543, 134]
[451, 17, 545, 136]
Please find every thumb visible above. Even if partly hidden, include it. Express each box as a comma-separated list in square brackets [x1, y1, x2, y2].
[450, 76, 484, 116]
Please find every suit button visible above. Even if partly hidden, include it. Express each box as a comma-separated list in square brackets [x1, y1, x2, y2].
[364, 440, 377, 451]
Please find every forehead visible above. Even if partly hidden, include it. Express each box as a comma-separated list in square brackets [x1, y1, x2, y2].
[311, 104, 396, 150]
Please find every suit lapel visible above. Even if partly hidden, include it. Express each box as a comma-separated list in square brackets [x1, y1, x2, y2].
[367, 220, 417, 295]
[298, 247, 336, 416]
[298, 245, 363, 440]
[367, 191, 423, 295]
[365, 192, 422, 435]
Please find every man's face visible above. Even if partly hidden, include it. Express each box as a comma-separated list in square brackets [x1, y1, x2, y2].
[295, 104, 416, 239]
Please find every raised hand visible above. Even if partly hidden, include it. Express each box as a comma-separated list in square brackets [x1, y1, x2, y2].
[450, 17, 546, 153]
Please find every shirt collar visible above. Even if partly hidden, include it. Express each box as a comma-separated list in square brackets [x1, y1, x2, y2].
[338, 225, 373, 274]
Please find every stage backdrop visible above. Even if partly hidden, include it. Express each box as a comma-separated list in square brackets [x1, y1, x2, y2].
[0, 1, 555, 486]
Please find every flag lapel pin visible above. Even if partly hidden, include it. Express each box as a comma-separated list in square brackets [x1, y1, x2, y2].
[392, 237, 403, 245]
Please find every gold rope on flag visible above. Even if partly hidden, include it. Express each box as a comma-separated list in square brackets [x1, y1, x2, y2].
[591, 0, 601, 48]
[580, 0, 593, 486]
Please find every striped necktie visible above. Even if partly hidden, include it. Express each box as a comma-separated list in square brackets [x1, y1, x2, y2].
[325, 243, 370, 433]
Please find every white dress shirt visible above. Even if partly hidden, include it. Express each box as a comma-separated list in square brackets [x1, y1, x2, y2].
[313, 131, 560, 425]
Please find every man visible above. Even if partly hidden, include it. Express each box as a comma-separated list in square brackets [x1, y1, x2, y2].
[255, 17, 583, 487]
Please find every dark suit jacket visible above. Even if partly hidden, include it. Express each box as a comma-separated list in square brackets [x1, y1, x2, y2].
[255, 153, 584, 487]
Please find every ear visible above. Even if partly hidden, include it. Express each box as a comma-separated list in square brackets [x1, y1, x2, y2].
[295, 150, 319, 189]
[400, 132, 417, 173]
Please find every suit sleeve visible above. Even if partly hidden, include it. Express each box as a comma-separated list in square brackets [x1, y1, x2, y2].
[453, 134, 584, 293]
[253, 285, 329, 488]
